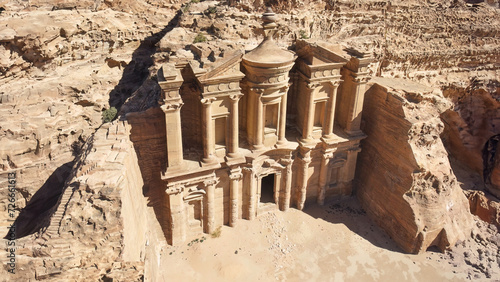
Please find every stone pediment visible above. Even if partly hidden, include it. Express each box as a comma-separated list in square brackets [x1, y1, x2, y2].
[198, 50, 245, 83]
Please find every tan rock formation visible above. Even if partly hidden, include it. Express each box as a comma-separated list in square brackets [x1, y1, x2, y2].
[0, 121, 152, 280]
[357, 77, 473, 253]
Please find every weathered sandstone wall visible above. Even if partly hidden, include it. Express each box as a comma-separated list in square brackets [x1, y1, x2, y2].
[357, 78, 473, 253]
[0, 121, 153, 280]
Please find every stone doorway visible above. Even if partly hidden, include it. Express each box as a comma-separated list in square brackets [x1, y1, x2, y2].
[261, 174, 275, 204]
[186, 200, 203, 236]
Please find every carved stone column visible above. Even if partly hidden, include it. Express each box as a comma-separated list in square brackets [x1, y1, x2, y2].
[297, 150, 311, 210]
[201, 98, 217, 164]
[280, 158, 293, 211]
[167, 184, 186, 245]
[228, 94, 242, 158]
[229, 167, 242, 227]
[301, 82, 319, 143]
[253, 88, 265, 149]
[162, 103, 184, 168]
[302, 82, 320, 143]
[318, 151, 334, 205]
[277, 85, 290, 146]
[323, 80, 341, 139]
[159, 64, 184, 170]
[345, 146, 362, 183]
[204, 179, 217, 234]
[345, 76, 369, 135]
[244, 167, 257, 220]
[274, 172, 282, 204]
[256, 175, 262, 214]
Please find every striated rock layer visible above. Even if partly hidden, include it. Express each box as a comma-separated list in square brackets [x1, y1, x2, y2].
[357, 77, 473, 253]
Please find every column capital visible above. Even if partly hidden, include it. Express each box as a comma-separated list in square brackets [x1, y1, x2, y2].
[327, 80, 342, 88]
[166, 183, 184, 195]
[250, 87, 265, 95]
[352, 75, 370, 84]
[299, 151, 312, 163]
[348, 146, 362, 153]
[242, 167, 254, 173]
[322, 151, 335, 160]
[306, 81, 322, 90]
[201, 97, 217, 105]
[229, 167, 243, 180]
[280, 83, 292, 93]
[161, 102, 183, 113]
[203, 178, 218, 187]
[280, 158, 294, 166]
[229, 93, 243, 102]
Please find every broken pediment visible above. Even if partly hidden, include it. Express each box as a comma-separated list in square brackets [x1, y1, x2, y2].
[198, 50, 245, 82]
[296, 39, 348, 66]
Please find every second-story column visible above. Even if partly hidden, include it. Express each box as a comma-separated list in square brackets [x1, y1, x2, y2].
[254, 89, 264, 149]
[301, 83, 318, 143]
[322, 80, 341, 139]
[162, 103, 184, 168]
[228, 94, 242, 158]
[201, 98, 217, 164]
[277, 85, 290, 146]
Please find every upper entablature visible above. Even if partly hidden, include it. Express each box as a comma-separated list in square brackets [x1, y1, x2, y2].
[343, 47, 375, 76]
[158, 63, 184, 103]
[296, 39, 348, 67]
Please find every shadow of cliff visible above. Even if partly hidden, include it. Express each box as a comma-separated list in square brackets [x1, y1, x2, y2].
[4, 162, 74, 239]
[108, 10, 182, 111]
[301, 198, 404, 254]
[118, 10, 184, 244]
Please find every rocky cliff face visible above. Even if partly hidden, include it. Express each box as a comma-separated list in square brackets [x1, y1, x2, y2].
[0, 121, 153, 280]
[357, 77, 473, 253]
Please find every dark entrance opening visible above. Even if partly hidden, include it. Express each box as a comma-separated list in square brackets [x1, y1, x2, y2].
[261, 174, 275, 204]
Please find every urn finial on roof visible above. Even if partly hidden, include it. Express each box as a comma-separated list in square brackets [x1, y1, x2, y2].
[242, 7, 295, 66]
[262, 7, 277, 40]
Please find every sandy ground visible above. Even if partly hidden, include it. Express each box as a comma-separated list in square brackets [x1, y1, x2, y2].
[158, 198, 482, 282]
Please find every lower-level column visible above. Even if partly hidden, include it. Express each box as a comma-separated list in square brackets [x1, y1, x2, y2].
[229, 167, 242, 227]
[280, 158, 293, 211]
[297, 151, 311, 210]
[167, 185, 186, 245]
[204, 179, 217, 234]
[318, 152, 334, 205]
[344, 146, 362, 195]
[244, 167, 257, 220]
[274, 173, 282, 205]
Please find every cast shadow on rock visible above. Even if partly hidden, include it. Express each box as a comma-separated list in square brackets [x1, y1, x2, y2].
[4, 161, 74, 239]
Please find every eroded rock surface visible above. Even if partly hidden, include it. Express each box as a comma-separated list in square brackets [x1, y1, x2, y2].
[357, 77, 473, 253]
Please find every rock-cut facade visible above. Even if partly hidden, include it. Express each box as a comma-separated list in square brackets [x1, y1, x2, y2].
[158, 9, 373, 245]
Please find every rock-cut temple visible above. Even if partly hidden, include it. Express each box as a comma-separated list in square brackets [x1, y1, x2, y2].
[158, 8, 373, 245]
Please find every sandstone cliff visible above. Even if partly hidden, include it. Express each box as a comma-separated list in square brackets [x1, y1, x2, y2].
[357, 77, 473, 253]
[0, 121, 160, 280]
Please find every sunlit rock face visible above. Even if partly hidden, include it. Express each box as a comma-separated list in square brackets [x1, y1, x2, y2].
[357, 78, 473, 254]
